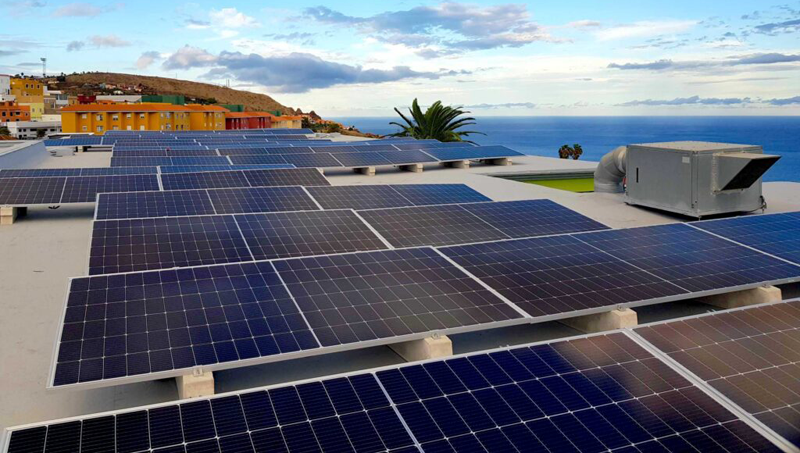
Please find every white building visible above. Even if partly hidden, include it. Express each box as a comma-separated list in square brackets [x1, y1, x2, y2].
[2, 120, 62, 139]
[95, 95, 142, 103]
[0, 74, 10, 95]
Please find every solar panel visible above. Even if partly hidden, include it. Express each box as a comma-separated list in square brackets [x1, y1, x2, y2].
[169, 156, 231, 166]
[274, 247, 524, 347]
[0, 177, 65, 205]
[44, 137, 103, 146]
[0, 168, 82, 177]
[282, 153, 343, 168]
[309, 145, 358, 153]
[111, 149, 168, 157]
[80, 167, 159, 176]
[89, 216, 253, 275]
[390, 184, 491, 206]
[95, 190, 216, 220]
[52, 261, 319, 386]
[634, 301, 800, 448]
[264, 146, 313, 154]
[228, 155, 290, 165]
[359, 204, 509, 247]
[576, 223, 800, 293]
[207, 186, 320, 214]
[159, 164, 295, 173]
[61, 175, 161, 203]
[461, 199, 610, 238]
[236, 210, 388, 260]
[160, 170, 251, 191]
[242, 168, 330, 187]
[352, 144, 400, 152]
[306, 184, 491, 210]
[440, 235, 688, 318]
[332, 152, 392, 167]
[16, 332, 781, 453]
[111, 157, 173, 167]
[380, 150, 438, 164]
[425, 145, 524, 161]
[692, 212, 800, 265]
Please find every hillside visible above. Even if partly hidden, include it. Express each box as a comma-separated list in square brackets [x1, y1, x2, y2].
[59, 73, 295, 115]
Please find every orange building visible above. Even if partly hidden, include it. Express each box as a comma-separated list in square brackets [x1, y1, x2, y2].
[186, 104, 228, 130]
[60, 103, 193, 134]
[0, 101, 31, 122]
[10, 77, 44, 119]
[270, 115, 302, 129]
[225, 112, 273, 130]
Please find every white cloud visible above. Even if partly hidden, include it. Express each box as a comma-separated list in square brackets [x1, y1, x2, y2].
[567, 20, 601, 28]
[52, 2, 121, 17]
[209, 8, 260, 28]
[135, 51, 161, 69]
[88, 34, 130, 48]
[595, 20, 696, 41]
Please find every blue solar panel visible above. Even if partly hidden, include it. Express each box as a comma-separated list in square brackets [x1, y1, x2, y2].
[691, 212, 800, 265]
[228, 155, 290, 165]
[95, 190, 216, 220]
[282, 153, 343, 168]
[425, 145, 524, 161]
[380, 150, 438, 164]
[80, 167, 159, 176]
[61, 175, 161, 203]
[207, 186, 319, 214]
[169, 156, 231, 166]
[332, 152, 392, 167]
[111, 150, 168, 157]
[160, 170, 251, 190]
[242, 169, 331, 187]
[159, 164, 295, 173]
[44, 137, 103, 146]
[461, 199, 610, 238]
[12, 332, 781, 452]
[390, 184, 492, 206]
[309, 145, 358, 153]
[0, 168, 82, 177]
[0, 177, 66, 205]
[111, 157, 173, 167]
[306, 184, 491, 210]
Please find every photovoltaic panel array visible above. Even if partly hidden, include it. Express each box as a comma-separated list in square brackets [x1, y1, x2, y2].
[0, 177, 66, 205]
[89, 216, 253, 275]
[359, 200, 610, 247]
[0, 175, 161, 205]
[0, 167, 157, 177]
[425, 145, 524, 161]
[206, 186, 319, 215]
[111, 156, 231, 167]
[95, 190, 216, 220]
[634, 300, 800, 448]
[11, 332, 783, 452]
[692, 212, 800, 265]
[305, 184, 491, 210]
[159, 168, 330, 191]
[158, 164, 296, 173]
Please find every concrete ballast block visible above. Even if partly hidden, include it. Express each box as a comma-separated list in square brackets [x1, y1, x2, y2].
[389, 335, 452, 362]
[354, 167, 376, 176]
[176, 370, 215, 399]
[485, 157, 511, 166]
[399, 163, 423, 173]
[441, 160, 470, 169]
[699, 286, 781, 309]
[1, 206, 26, 225]
[560, 308, 638, 333]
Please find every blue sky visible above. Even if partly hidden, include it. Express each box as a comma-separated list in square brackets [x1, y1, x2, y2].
[1, 0, 799, 116]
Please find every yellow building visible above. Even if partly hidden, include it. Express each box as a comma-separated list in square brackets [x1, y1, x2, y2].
[271, 115, 302, 129]
[60, 103, 193, 134]
[186, 104, 228, 131]
[10, 78, 44, 120]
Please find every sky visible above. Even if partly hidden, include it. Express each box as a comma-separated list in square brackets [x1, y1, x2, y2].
[1, 0, 799, 116]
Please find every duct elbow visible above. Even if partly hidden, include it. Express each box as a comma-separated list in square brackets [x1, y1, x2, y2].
[594, 146, 627, 193]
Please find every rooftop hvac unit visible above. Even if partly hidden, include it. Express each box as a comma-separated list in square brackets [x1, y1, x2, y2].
[596, 141, 780, 218]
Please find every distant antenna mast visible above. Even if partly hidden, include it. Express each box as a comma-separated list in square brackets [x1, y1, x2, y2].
[40, 57, 46, 78]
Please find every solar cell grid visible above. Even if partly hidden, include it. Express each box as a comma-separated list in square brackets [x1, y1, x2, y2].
[111, 150, 168, 157]
[207, 186, 320, 215]
[95, 190, 216, 220]
[89, 215, 253, 275]
[635, 300, 800, 448]
[169, 156, 231, 166]
[61, 175, 161, 203]
[305, 185, 416, 210]
[441, 234, 689, 318]
[160, 170, 251, 191]
[228, 155, 290, 165]
[0, 177, 66, 205]
[282, 153, 343, 168]
[242, 168, 331, 187]
[461, 199, 610, 238]
[380, 150, 438, 164]
[111, 157, 173, 167]
[52, 261, 319, 386]
[274, 247, 524, 347]
[576, 223, 800, 293]
[235, 210, 388, 260]
[14, 331, 782, 452]
[425, 145, 524, 161]
[265, 147, 313, 154]
[692, 212, 800, 266]
[0, 168, 82, 177]
[80, 167, 159, 176]
[390, 184, 491, 206]
[310, 145, 358, 153]
[332, 152, 392, 167]
[158, 164, 295, 173]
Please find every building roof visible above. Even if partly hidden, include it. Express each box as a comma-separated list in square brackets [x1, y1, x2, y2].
[185, 104, 229, 112]
[274, 115, 302, 120]
[225, 111, 274, 118]
[61, 103, 193, 113]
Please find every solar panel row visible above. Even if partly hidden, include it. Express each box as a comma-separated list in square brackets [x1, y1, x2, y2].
[10, 331, 783, 452]
[0, 175, 161, 205]
[0, 167, 158, 178]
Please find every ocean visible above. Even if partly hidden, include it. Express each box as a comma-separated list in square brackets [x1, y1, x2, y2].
[331, 116, 800, 182]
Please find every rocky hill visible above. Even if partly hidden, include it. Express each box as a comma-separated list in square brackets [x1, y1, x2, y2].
[56, 73, 295, 115]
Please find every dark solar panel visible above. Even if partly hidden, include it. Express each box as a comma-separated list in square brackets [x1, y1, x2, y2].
[52, 261, 319, 386]
[332, 152, 392, 167]
[274, 247, 523, 347]
[236, 210, 388, 260]
[207, 186, 320, 214]
[576, 223, 800, 293]
[111, 157, 173, 167]
[169, 156, 231, 166]
[61, 175, 161, 203]
[380, 150, 438, 164]
[390, 184, 491, 206]
[358, 204, 509, 247]
[635, 300, 800, 448]
[95, 190, 216, 220]
[306, 185, 417, 210]
[440, 235, 688, 318]
[160, 171, 251, 190]
[18, 332, 780, 453]
[0, 177, 66, 205]
[159, 164, 295, 173]
[0, 168, 82, 177]
[692, 212, 800, 265]
[80, 167, 159, 176]
[462, 199, 609, 238]
[165, 149, 220, 157]
[309, 145, 358, 153]
[282, 153, 343, 168]
[352, 144, 399, 151]
[264, 146, 313, 154]
[228, 155, 290, 165]
[89, 216, 253, 275]
[425, 145, 524, 161]
[112, 149, 168, 157]
[242, 168, 331, 187]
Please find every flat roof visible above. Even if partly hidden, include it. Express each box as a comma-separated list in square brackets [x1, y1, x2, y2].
[1, 140, 799, 435]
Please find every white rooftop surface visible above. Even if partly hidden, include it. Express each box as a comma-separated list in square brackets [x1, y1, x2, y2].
[2, 143, 800, 434]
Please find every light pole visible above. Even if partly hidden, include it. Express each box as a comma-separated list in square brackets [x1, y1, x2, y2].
[40, 57, 47, 78]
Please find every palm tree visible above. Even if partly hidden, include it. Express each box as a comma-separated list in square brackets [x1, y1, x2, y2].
[390, 99, 483, 143]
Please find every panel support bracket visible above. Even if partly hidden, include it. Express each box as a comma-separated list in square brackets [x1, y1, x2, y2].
[389, 334, 452, 362]
[441, 160, 470, 169]
[354, 166, 376, 176]
[698, 285, 781, 309]
[1, 206, 27, 225]
[399, 163, 423, 173]
[484, 157, 511, 166]
[559, 307, 638, 333]
[176, 369, 215, 399]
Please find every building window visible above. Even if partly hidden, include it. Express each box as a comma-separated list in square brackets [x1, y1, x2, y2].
[126, 113, 132, 118]
[82, 126, 87, 131]
[140, 126, 145, 131]
[97, 126, 103, 131]
[140, 113, 145, 119]
[96, 114, 103, 121]
[112, 115, 119, 121]
[81, 114, 87, 119]
[166, 112, 171, 118]
[112, 126, 119, 130]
